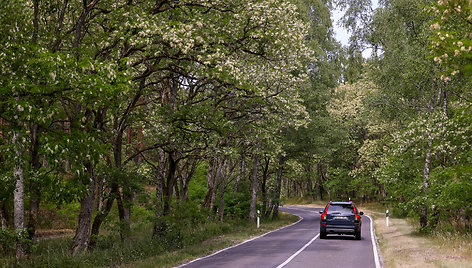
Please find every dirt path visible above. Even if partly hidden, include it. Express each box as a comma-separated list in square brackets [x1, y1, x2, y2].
[34, 229, 74, 241]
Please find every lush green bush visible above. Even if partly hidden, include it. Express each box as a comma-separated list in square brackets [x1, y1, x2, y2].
[223, 186, 252, 219]
[0, 229, 15, 255]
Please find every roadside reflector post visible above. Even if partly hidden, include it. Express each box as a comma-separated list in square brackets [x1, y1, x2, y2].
[386, 209, 389, 227]
[257, 210, 260, 228]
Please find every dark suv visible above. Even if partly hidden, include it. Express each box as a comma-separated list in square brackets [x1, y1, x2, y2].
[319, 201, 363, 240]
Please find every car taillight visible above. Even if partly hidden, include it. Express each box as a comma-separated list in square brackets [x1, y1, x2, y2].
[321, 203, 330, 221]
[353, 204, 360, 221]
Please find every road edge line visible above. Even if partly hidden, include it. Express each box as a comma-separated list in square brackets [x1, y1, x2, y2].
[366, 215, 382, 268]
[175, 215, 304, 267]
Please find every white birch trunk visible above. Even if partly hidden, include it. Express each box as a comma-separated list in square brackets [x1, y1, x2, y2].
[13, 131, 25, 258]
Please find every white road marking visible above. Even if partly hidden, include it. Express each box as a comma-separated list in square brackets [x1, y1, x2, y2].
[177, 207, 382, 268]
[176, 215, 304, 268]
[366, 215, 382, 268]
[276, 212, 382, 268]
[275, 233, 320, 268]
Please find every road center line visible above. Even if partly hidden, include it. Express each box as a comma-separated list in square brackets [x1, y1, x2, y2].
[276, 233, 320, 268]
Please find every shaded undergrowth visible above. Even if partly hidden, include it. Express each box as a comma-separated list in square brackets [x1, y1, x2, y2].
[0, 204, 297, 268]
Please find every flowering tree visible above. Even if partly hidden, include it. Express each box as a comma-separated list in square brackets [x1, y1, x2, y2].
[429, 0, 472, 79]
[1, 0, 314, 257]
[335, 0, 472, 229]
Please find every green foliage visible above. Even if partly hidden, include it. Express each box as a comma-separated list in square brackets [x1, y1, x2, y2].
[0, 229, 15, 255]
[39, 203, 80, 230]
[223, 184, 252, 219]
[188, 163, 209, 202]
[429, 0, 472, 79]
[0, 229, 32, 258]
[430, 165, 472, 227]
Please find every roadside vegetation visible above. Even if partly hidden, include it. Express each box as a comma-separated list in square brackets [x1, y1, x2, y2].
[0, 199, 297, 267]
[1, 0, 472, 265]
[363, 203, 472, 267]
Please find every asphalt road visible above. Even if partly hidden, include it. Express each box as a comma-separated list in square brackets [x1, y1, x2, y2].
[177, 206, 381, 268]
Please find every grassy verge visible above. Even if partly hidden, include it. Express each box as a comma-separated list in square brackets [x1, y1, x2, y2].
[360, 203, 472, 268]
[0, 212, 298, 268]
[116, 212, 298, 268]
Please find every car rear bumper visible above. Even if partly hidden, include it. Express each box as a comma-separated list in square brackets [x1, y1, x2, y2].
[321, 224, 360, 234]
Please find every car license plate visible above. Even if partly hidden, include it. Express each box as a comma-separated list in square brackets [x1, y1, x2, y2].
[335, 216, 348, 220]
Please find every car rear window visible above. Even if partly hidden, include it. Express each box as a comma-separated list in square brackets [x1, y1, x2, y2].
[327, 204, 354, 214]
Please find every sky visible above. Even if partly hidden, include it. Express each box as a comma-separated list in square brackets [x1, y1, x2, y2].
[332, 7, 350, 47]
[331, 0, 379, 58]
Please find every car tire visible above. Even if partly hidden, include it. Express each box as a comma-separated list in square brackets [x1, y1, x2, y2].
[320, 231, 327, 239]
[355, 231, 361, 240]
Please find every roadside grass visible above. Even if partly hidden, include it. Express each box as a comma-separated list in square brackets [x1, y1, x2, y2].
[360, 204, 472, 268]
[116, 211, 298, 268]
[0, 212, 298, 268]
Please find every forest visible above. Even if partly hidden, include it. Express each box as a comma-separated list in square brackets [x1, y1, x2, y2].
[1, 0, 471, 265]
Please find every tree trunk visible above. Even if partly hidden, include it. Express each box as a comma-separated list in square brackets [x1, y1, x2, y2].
[218, 156, 228, 222]
[305, 165, 314, 202]
[261, 157, 269, 216]
[24, 0, 40, 248]
[27, 184, 40, 241]
[122, 191, 131, 231]
[174, 177, 180, 201]
[272, 156, 284, 220]
[71, 163, 96, 256]
[285, 178, 290, 199]
[204, 153, 217, 208]
[95, 176, 104, 212]
[116, 128, 132, 238]
[27, 124, 41, 241]
[180, 158, 197, 202]
[235, 154, 245, 192]
[97, 128, 129, 241]
[249, 155, 259, 222]
[163, 152, 178, 216]
[152, 149, 166, 238]
[89, 185, 118, 249]
[13, 130, 26, 259]
[209, 158, 222, 213]
[316, 162, 324, 201]
[465, 212, 470, 230]
[178, 161, 185, 201]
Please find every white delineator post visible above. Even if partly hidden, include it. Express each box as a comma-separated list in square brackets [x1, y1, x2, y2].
[386, 209, 389, 227]
[257, 210, 260, 228]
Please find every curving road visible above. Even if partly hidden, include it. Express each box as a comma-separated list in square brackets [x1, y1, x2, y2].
[177, 206, 381, 268]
